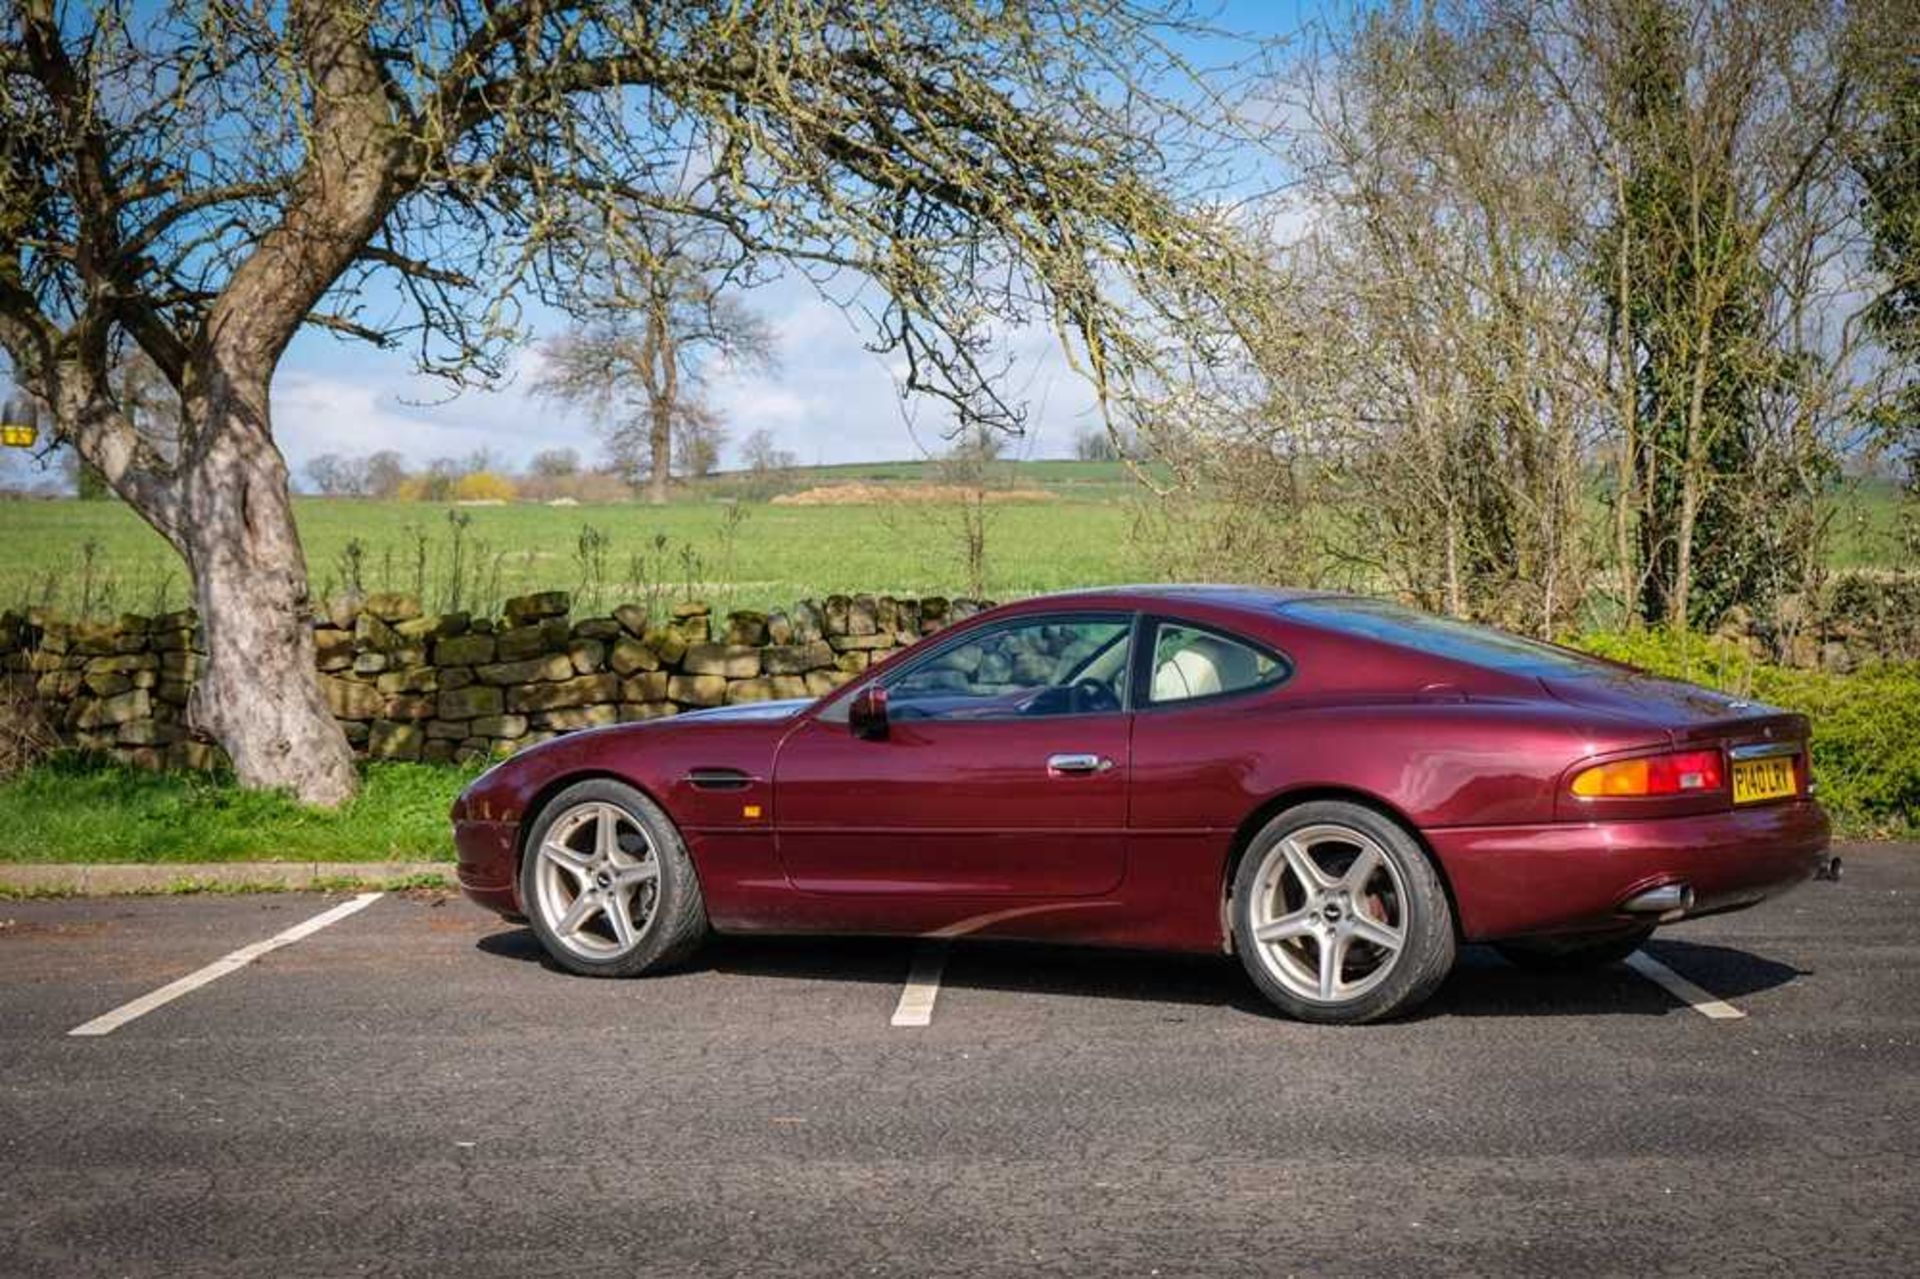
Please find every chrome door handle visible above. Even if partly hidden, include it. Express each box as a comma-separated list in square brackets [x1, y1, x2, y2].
[1047, 753, 1114, 775]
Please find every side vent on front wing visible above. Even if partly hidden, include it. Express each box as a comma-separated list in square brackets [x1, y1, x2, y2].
[685, 768, 754, 792]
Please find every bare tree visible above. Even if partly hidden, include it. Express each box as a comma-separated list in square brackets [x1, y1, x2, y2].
[534, 224, 775, 502]
[1851, 0, 1920, 554]
[1150, 0, 1891, 641]
[1, 1, 1271, 801]
[1187, 6, 1602, 634]
[528, 448, 581, 479]
[363, 451, 407, 500]
[738, 428, 797, 476]
[1537, 0, 1882, 631]
[304, 453, 350, 496]
[1074, 427, 1137, 461]
[938, 426, 1005, 599]
[733, 427, 798, 500]
[673, 405, 726, 481]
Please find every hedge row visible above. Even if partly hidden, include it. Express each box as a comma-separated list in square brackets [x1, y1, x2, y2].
[1571, 630, 1920, 838]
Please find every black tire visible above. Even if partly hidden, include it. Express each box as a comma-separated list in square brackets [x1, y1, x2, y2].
[1494, 924, 1655, 974]
[518, 778, 708, 977]
[1230, 800, 1456, 1024]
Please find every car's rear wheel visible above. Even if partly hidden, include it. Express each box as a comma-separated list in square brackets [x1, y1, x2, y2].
[1493, 924, 1655, 974]
[1230, 801, 1456, 1024]
[519, 779, 708, 977]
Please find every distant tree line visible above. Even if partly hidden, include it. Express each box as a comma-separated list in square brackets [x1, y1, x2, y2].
[1074, 427, 1141, 462]
[297, 428, 804, 504]
[300, 444, 673, 503]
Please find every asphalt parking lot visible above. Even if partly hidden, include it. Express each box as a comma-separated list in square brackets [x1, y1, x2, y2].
[3, 843, 1916, 1277]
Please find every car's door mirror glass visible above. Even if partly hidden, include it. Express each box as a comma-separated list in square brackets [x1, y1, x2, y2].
[849, 686, 889, 739]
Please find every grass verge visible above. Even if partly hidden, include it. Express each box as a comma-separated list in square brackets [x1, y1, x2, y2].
[0, 757, 470, 863]
[0, 873, 454, 900]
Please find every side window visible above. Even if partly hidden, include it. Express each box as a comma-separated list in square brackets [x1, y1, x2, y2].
[1148, 623, 1285, 704]
[886, 616, 1132, 720]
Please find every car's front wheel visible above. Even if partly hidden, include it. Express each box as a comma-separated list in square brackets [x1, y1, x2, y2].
[1230, 801, 1456, 1024]
[519, 779, 708, 977]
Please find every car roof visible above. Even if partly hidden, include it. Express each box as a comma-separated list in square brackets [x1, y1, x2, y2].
[1026, 583, 1332, 605]
[1001, 583, 1334, 616]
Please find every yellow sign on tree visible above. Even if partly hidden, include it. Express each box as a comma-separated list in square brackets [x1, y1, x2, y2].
[2, 396, 39, 447]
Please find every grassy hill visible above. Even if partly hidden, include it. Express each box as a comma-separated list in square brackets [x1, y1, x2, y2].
[689, 456, 1156, 502]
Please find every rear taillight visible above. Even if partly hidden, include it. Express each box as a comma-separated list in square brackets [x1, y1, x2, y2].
[1570, 749, 1725, 798]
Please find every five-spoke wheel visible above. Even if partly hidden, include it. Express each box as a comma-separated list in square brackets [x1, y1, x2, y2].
[531, 801, 662, 961]
[1232, 801, 1456, 1023]
[519, 779, 708, 977]
[1246, 822, 1409, 1004]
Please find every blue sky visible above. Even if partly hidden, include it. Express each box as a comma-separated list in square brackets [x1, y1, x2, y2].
[4, 1, 1322, 489]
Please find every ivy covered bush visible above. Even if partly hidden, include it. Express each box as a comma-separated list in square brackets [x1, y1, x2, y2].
[1571, 630, 1920, 838]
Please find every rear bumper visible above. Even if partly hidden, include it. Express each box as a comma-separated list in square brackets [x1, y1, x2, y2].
[453, 818, 522, 918]
[1428, 800, 1830, 941]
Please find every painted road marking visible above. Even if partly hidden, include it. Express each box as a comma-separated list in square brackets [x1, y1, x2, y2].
[890, 904, 1092, 1028]
[891, 941, 950, 1027]
[1625, 950, 1746, 1021]
[68, 893, 385, 1037]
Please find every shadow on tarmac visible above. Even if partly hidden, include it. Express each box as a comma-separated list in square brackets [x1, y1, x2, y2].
[477, 926, 1807, 1021]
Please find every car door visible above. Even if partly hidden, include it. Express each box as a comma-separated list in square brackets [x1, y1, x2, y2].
[1125, 615, 1294, 837]
[772, 612, 1136, 896]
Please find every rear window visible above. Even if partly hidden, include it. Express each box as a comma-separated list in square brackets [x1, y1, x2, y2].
[1281, 597, 1601, 676]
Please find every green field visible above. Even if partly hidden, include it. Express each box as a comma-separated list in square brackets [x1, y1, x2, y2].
[1, 460, 1905, 621]
[2, 463, 1156, 620]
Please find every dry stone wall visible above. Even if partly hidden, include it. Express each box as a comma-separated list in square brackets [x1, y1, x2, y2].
[0, 592, 989, 772]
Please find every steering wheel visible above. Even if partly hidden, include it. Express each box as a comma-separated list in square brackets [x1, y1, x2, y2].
[1067, 677, 1122, 714]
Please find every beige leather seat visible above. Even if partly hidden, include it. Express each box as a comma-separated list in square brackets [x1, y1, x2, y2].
[1152, 635, 1256, 702]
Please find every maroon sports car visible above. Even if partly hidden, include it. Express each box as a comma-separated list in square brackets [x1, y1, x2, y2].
[452, 585, 1831, 1023]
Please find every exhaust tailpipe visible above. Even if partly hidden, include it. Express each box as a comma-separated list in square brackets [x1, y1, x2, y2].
[1815, 855, 1843, 882]
[1622, 883, 1694, 916]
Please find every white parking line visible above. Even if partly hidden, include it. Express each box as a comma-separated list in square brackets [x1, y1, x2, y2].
[1625, 950, 1746, 1021]
[890, 904, 1106, 1028]
[68, 893, 384, 1037]
[890, 941, 950, 1028]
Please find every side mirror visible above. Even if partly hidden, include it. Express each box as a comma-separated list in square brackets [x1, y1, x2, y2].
[849, 686, 889, 740]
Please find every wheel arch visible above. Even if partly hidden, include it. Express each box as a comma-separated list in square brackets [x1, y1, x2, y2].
[1218, 785, 1465, 950]
[512, 769, 676, 877]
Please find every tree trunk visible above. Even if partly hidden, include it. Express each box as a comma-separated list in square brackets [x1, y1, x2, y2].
[182, 382, 358, 806]
[646, 393, 672, 506]
[645, 293, 675, 506]
[1671, 311, 1718, 633]
[1442, 501, 1463, 618]
[1612, 162, 1641, 627]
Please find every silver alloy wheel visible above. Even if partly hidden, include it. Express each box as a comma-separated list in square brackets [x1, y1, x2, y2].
[1246, 822, 1410, 1004]
[531, 801, 662, 961]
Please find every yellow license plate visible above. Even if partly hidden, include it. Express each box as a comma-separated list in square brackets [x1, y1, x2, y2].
[1732, 756, 1796, 804]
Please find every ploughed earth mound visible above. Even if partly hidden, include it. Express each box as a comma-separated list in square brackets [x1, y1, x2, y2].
[770, 482, 1055, 506]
